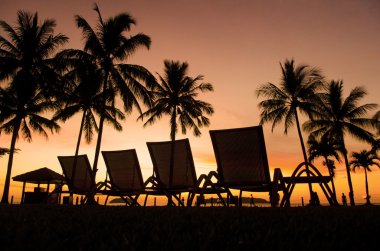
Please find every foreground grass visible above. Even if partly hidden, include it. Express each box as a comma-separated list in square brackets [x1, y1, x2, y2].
[0, 205, 379, 250]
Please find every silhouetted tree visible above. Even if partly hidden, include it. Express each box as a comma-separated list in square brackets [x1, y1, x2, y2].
[0, 11, 67, 203]
[57, 4, 154, 203]
[139, 60, 214, 141]
[0, 87, 60, 203]
[307, 134, 341, 199]
[303, 80, 378, 206]
[349, 150, 380, 205]
[256, 58, 324, 197]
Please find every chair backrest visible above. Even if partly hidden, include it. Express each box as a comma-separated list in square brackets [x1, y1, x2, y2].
[147, 139, 197, 189]
[101, 149, 145, 191]
[209, 125, 271, 186]
[57, 155, 93, 193]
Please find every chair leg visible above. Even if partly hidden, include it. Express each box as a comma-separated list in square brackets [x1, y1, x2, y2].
[104, 195, 109, 205]
[144, 194, 149, 206]
[239, 190, 243, 207]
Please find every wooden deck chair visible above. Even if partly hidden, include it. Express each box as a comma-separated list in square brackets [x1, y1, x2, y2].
[101, 149, 147, 206]
[146, 139, 229, 206]
[57, 154, 102, 203]
[209, 125, 286, 207]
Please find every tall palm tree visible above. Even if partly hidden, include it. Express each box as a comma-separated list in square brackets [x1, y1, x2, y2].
[58, 4, 154, 203]
[53, 62, 125, 186]
[0, 87, 60, 203]
[256, 58, 324, 197]
[307, 134, 341, 199]
[138, 60, 214, 192]
[349, 150, 380, 205]
[139, 60, 214, 141]
[303, 80, 378, 206]
[0, 11, 67, 203]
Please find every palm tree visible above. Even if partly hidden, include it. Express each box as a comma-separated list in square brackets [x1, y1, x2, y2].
[256, 58, 324, 197]
[58, 4, 154, 203]
[0, 11, 67, 203]
[138, 60, 214, 193]
[303, 80, 378, 206]
[0, 87, 60, 203]
[53, 62, 125, 186]
[139, 60, 214, 141]
[349, 150, 380, 205]
[307, 134, 341, 199]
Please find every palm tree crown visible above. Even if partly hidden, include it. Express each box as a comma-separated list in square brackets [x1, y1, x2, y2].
[307, 135, 341, 172]
[350, 150, 380, 172]
[303, 80, 378, 206]
[139, 60, 214, 141]
[0, 11, 68, 97]
[256, 59, 323, 134]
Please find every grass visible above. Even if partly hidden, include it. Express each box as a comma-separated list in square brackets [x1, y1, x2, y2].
[0, 205, 379, 250]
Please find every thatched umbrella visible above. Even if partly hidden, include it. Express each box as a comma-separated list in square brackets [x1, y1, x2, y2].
[12, 167, 65, 203]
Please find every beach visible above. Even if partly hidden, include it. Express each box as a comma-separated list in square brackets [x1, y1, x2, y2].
[0, 205, 379, 250]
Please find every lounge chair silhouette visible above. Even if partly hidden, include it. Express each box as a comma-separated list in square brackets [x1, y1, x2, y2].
[208, 125, 286, 207]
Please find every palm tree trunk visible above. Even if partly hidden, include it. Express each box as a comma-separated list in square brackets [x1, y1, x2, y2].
[294, 109, 313, 198]
[168, 109, 177, 206]
[89, 73, 109, 204]
[70, 111, 86, 197]
[1, 120, 21, 204]
[324, 156, 337, 202]
[340, 139, 355, 206]
[364, 167, 370, 205]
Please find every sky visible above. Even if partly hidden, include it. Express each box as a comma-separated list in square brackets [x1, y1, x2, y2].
[1, 0, 379, 204]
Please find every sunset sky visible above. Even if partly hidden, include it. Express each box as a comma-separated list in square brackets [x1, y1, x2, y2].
[1, 0, 379, 204]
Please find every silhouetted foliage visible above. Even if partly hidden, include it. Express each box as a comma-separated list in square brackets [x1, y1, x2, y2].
[139, 60, 214, 141]
[303, 80, 378, 206]
[0, 11, 67, 203]
[349, 150, 380, 205]
[0, 147, 11, 156]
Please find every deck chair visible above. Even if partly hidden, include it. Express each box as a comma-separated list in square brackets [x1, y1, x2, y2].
[209, 125, 286, 207]
[146, 139, 230, 206]
[101, 149, 147, 206]
[57, 154, 103, 203]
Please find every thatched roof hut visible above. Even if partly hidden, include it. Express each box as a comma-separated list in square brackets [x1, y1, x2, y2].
[13, 167, 64, 184]
[12, 167, 65, 204]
